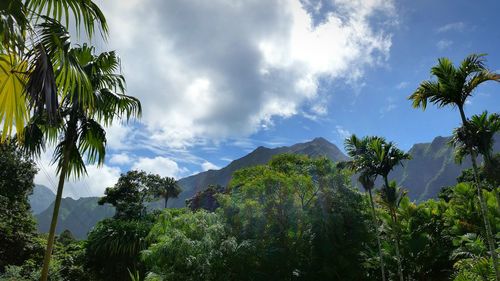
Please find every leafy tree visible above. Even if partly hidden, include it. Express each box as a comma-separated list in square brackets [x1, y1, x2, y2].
[396, 197, 455, 280]
[452, 233, 497, 281]
[150, 176, 181, 208]
[186, 184, 225, 212]
[99, 170, 155, 220]
[143, 209, 240, 281]
[0, 138, 38, 271]
[21, 44, 141, 280]
[410, 54, 500, 279]
[86, 217, 154, 281]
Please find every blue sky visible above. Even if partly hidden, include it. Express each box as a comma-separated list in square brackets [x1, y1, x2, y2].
[34, 0, 500, 198]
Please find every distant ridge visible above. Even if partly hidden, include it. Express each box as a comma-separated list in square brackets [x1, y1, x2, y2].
[170, 137, 349, 207]
[29, 185, 55, 214]
[36, 197, 114, 239]
[32, 135, 499, 238]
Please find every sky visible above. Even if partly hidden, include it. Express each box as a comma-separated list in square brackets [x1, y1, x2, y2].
[34, 0, 500, 198]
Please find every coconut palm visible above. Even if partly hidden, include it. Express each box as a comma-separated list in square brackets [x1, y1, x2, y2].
[151, 176, 182, 208]
[377, 181, 407, 281]
[345, 134, 386, 281]
[410, 54, 500, 280]
[22, 44, 141, 281]
[0, 0, 107, 140]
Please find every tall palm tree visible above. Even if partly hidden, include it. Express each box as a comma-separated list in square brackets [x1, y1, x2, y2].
[410, 54, 500, 280]
[367, 137, 410, 281]
[377, 181, 407, 281]
[152, 176, 182, 208]
[22, 44, 141, 281]
[367, 138, 411, 191]
[0, 0, 107, 141]
[451, 111, 500, 213]
[345, 134, 386, 281]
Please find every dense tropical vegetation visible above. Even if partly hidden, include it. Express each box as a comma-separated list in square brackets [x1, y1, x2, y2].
[0, 0, 499, 279]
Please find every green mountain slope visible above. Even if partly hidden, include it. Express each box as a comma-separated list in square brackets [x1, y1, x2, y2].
[29, 185, 56, 214]
[389, 134, 499, 201]
[170, 137, 349, 207]
[36, 197, 114, 239]
[33, 135, 499, 238]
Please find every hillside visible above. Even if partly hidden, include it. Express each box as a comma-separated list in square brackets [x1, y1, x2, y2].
[36, 197, 114, 239]
[390, 134, 500, 201]
[33, 135, 499, 238]
[170, 137, 348, 207]
[29, 185, 55, 214]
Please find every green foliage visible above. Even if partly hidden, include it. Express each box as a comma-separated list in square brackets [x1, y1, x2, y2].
[409, 54, 500, 111]
[99, 170, 173, 219]
[86, 217, 155, 281]
[149, 176, 181, 208]
[0, 0, 109, 140]
[143, 209, 239, 281]
[0, 138, 38, 271]
[99, 170, 153, 219]
[186, 184, 225, 212]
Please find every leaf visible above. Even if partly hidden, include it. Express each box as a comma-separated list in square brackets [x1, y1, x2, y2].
[0, 54, 29, 140]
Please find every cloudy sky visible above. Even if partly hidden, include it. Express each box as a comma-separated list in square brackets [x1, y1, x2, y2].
[34, 0, 500, 198]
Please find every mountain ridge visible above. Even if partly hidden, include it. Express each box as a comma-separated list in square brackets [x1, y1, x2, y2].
[31, 135, 499, 238]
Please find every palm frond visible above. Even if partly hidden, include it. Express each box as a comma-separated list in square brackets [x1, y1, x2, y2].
[0, 54, 29, 141]
[26, 44, 58, 119]
[409, 80, 440, 109]
[94, 88, 141, 125]
[53, 136, 86, 178]
[78, 116, 106, 165]
[26, 0, 108, 39]
[0, 0, 28, 52]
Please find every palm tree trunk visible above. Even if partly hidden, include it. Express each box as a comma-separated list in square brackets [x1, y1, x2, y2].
[392, 211, 404, 281]
[40, 147, 70, 281]
[368, 189, 386, 281]
[164, 196, 168, 209]
[458, 105, 500, 281]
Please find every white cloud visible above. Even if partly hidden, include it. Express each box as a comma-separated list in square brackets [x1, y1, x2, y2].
[335, 125, 351, 140]
[131, 156, 188, 179]
[201, 161, 220, 171]
[437, 39, 453, 50]
[100, 0, 396, 148]
[395, 81, 409, 89]
[109, 153, 132, 165]
[436, 22, 465, 33]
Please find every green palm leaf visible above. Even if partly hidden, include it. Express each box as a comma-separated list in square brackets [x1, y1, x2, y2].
[0, 54, 29, 140]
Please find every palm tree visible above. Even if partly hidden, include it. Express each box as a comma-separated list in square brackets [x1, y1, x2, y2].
[410, 54, 500, 280]
[367, 138, 410, 281]
[22, 45, 141, 281]
[152, 176, 182, 208]
[367, 138, 411, 191]
[345, 135, 386, 281]
[0, 0, 107, 140]
[451, 111, 500, 213]
[377, 181, 407, 281]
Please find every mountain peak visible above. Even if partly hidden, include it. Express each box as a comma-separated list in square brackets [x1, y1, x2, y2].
[310, 137, 331, 145]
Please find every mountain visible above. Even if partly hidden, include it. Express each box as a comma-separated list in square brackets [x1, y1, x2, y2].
[36, 197, 114, 239]
[169, 137, 349, 207]
[33, 135, 499, 238]
[29, 185, 56, 214]
[389, 134, 500, 201]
